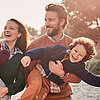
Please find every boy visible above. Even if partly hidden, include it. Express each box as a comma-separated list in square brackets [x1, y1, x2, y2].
[21, 37, 100, 99]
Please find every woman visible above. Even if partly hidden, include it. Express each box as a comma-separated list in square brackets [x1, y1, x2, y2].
[0, 18, 28, 99]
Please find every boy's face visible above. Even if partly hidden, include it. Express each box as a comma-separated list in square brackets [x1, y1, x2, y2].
[69, 44, 87, 63]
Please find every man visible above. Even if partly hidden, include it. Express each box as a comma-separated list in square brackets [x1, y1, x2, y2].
[21, 3, 81, 100]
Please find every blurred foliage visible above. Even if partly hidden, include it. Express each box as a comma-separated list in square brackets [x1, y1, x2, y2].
[25, 25, 41, 46]
[0, 33, 4, 39]
[86, 58, 100, 75]
[25, 25, 38, 36]
[40, 26, 45, 36]
[86, 49, 100, 75]
[62, 0, 100, 44]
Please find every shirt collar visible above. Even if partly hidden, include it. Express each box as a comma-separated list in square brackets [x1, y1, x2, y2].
[0, 41, 23, 59]
[47, 33, 65, 42]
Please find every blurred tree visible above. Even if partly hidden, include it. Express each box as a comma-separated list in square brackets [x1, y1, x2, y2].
[62, 0, 100, 43]
[26, 25, 38, 36]
[25, 25, 40, 42]
[0, 33, 4, 39]
[40, 25, 45, 36]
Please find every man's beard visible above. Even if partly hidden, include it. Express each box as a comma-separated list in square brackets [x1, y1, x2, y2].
[47, 23, 60, 37]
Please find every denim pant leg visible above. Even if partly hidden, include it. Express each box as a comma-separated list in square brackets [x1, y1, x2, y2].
[0, 79, 9, 100]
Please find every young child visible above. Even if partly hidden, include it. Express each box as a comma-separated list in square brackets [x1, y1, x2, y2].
[21, 37, 100, 99]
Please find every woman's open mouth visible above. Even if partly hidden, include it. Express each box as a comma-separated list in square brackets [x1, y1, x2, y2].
[5, 33, 11, 37]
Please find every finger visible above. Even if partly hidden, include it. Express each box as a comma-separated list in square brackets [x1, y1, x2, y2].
[56, 60, 62, 65]
[0, 94, 3, 98]
[49, 61, 55, 67]
[21, 57, 30, 67]
[56, 60, 63, 66]
[56, 60, 63, 69]
[21, 57, 26, 65]
[23, 61, 29, 67]
[49, 61, 52, 69]
[2, 93, 6, 98]
[49, 61, 55, 70]
[26, 61, 30, 66]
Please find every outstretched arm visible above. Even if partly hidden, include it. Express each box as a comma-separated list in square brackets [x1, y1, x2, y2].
[76, 68, 100, 87]
[7, 64, 25, 95]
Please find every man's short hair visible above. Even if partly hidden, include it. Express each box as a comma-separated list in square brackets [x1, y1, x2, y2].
[45, 3, 67, 29]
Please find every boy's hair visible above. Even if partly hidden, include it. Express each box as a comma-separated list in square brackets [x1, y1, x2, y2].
[69, 37, 96, 62]
[45, 3, 67, 29]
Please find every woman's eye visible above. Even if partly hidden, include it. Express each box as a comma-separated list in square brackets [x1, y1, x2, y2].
[4, 27, 7, 29]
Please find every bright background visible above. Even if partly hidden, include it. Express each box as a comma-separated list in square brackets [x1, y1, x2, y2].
[0, 0, 62, 34]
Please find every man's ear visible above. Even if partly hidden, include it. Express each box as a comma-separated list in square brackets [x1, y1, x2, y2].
[60, 19, 65, 27]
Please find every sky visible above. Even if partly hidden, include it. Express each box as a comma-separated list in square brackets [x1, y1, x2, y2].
[0, 0, 62, 35]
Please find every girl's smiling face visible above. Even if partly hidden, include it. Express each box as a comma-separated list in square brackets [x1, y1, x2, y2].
[69, 44, 87, 63]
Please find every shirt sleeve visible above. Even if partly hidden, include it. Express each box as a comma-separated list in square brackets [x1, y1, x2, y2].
[75, 68, 100, 87]
[63, 73, 81, 83]
[25, 44, 67, 61]
[7, 64, 25, 95]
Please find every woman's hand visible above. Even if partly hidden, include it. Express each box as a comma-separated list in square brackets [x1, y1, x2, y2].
[0, 87, 8, 98]
[49, 60, 65, 76]
[21, 56, 31, 67]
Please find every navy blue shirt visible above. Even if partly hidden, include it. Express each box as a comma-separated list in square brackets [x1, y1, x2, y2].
[25, 44, 100, 86]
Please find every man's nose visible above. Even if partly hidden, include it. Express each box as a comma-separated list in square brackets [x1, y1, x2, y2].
[45, 20, 50, 26]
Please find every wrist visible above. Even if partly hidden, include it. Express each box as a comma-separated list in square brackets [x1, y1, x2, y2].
[59, 72, 66, 79]
[57, 70, 65, 76]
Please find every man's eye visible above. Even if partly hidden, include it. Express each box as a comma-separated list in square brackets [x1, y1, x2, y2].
[49, 18, 54, 21]
[45, 18, 47, 21]
[75, 50, 77, 52]
[80, 55, 83, 57]
[10, 28, 14, 30]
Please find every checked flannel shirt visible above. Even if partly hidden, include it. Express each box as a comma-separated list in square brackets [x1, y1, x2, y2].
[36, 64, 61, 93]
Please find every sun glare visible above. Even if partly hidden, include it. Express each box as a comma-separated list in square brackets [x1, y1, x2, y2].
[0, 0, 62, 35]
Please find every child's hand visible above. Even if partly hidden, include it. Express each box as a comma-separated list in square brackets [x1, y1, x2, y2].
[21, 56, 31, 67]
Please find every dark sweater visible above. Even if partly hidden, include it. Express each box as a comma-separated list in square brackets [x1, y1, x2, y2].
[25, 44, 100, 86]
[0, 53, 25, 95]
